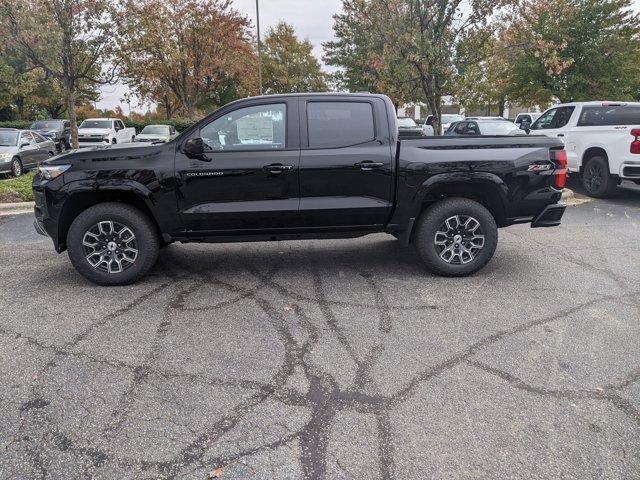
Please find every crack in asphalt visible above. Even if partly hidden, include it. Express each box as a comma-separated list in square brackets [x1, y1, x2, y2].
[3, 244, 640, 479]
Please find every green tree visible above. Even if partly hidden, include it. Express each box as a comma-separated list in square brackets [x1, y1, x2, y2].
[324, 0, 423, 109]
[0, 0, 118, 146]
[326, 0, 512, 134]
[117, 0, 257, 118]
[262, 22, 327, 94]
[502, 0, 640, 104]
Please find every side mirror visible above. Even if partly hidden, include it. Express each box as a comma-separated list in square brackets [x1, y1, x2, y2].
[182, 137, 205, 156]
[20, 142, 30, 148]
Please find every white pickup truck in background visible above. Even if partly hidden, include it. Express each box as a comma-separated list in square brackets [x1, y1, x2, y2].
[77, 118, 136, 148]
[528, 101, 640, 197]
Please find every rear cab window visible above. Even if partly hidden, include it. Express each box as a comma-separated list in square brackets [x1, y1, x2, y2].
[577, 105, 640, 126]
[307, 101, 375, 148]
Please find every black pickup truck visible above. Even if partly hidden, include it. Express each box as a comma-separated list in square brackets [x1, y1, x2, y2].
[33, 93, 566, 285]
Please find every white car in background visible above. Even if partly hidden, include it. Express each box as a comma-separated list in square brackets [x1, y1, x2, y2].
[528, 101, 640, 197]
[77, 118, 136, 147]
[134, 124, 178, 143]
[421, 114, 464, 135]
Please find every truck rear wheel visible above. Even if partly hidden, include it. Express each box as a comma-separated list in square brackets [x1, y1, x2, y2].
[414, 198, 498, 277]
[67, 202, 159, 286]
[582, 156, 617, 198]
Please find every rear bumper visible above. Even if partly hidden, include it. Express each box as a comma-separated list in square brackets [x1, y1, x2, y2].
[531, 203, 566, 228]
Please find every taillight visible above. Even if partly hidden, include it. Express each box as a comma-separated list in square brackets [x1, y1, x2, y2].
[551, 149, 567, 189]
[631, 129, 640, 154]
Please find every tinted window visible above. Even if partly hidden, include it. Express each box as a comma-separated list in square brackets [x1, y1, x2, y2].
[33, 132, 47, 143]
[531, 109, 557, 130]
[553, 107, 574, 128]
[201, 103, 286, 151]
[454, 122, 468, 134]
[531, 107, 574, 130]
[0, 131, 18, 146]
[80, 120, 112, 129]
[31, 121, 60, 130]
[466, 122, 480, 135]
[577, 105, 640, 126]
[308, 102, 375, 148]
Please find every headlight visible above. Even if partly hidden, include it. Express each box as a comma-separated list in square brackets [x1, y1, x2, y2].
[39, 164, 71, 180]
[0, 152, 11, 160]
[102, 135, 110, 140]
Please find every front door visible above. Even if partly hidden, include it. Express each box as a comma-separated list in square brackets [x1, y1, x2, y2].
[176, 99, 300, 233]
[298, 97, 394, 228]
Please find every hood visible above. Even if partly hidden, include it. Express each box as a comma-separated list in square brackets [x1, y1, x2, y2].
[77, 128, 111, 135]
[0, 145, 19, 156]
[43, 142, 158, 166]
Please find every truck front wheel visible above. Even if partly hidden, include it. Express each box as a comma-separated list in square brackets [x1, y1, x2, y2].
[414, 198, 498, 277]
[67, 202, 160, 286]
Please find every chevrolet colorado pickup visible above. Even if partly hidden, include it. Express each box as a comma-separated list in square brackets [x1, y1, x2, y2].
[33, 93, 567, 286]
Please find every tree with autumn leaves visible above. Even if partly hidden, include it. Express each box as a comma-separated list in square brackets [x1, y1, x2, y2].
[116, 0, 257, 119]
[326, 0, 640, 132]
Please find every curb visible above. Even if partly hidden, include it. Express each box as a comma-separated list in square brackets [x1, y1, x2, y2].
[0, 201, 34, 216]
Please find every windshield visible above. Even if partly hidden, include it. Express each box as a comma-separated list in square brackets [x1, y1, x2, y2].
[141, 125, 170, 135]
[0, 131, 18, 146]
[480, 122, 519, 135]
[397, 118, 417, 128]
[80, 120, 112, 129]
[442, 115, 464, 123]
[31, 121, 61, 130]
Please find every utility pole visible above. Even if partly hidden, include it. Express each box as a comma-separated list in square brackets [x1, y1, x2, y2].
[256, 0, 263, 95]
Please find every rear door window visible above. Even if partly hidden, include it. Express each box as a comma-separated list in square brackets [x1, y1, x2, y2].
[577, 105, 640, 126]
[307, 101, 375, 148]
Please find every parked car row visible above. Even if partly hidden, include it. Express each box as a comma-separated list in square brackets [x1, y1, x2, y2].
[0, 128, 56, 177]
[1, 119, 181, 177]
[523, 101, 640, 196]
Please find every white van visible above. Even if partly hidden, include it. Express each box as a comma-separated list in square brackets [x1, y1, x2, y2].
[528, 102, 640, 197]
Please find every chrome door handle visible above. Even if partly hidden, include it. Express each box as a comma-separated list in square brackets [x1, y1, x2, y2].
[355, 161, 384, 171]
[264, 164, 293, 173]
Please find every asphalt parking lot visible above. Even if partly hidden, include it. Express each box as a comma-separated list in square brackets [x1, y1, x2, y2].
[1, 179, 639, 479]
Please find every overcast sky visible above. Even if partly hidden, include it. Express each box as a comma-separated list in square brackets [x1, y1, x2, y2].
[99, 0, 640, 112]
[98, 0, 344, 112]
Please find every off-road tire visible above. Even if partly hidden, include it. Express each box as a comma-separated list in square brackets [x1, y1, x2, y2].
[414, 198, 498, 277]
[582, 156, 617, 198]
[67, 202, 159, 286]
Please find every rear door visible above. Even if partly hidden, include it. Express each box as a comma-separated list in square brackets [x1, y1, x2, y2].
[298, 97, 394, 228]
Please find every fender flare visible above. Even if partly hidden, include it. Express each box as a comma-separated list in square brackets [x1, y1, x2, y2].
[54, 179, 160, 251]
[398, 172, 509, 246]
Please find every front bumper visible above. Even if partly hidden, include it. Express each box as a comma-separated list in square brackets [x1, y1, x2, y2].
[531, 203, 566, 228]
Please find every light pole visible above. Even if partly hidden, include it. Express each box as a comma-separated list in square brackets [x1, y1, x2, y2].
[256, 0, 263, 95]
